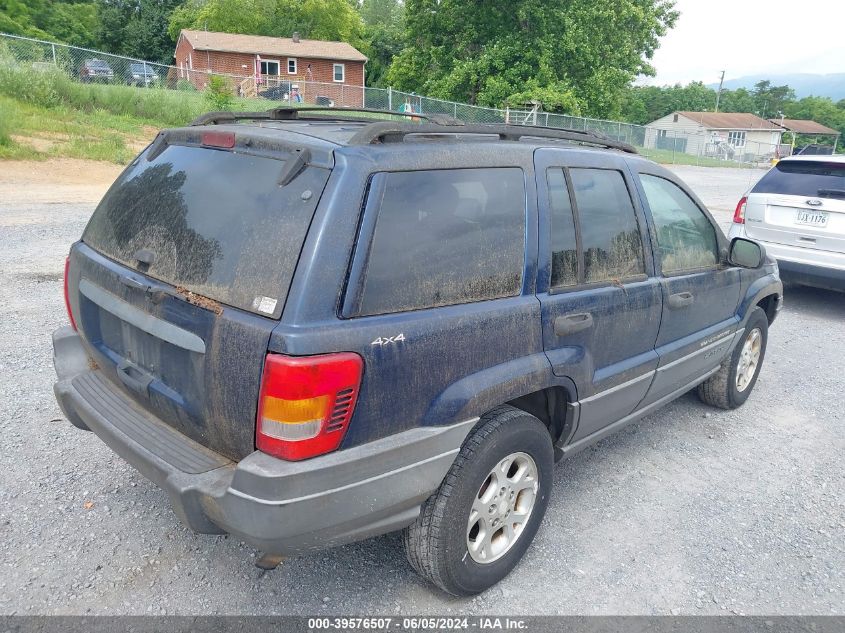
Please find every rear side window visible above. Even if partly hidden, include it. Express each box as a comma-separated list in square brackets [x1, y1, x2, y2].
[569, 168, 645, 283]
[352, 168, 525, 316]
[83, 144, 329, 318]
[547, 168, 578, 288]
[752, 160, 845, 198]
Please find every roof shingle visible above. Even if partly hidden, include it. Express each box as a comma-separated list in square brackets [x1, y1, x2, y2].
[768, 118, 840, 135]
[180, 29, 367, 62]
[676, 111, 782, 130]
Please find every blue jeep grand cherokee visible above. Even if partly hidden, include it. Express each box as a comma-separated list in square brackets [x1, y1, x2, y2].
[53, 108, 782, 595]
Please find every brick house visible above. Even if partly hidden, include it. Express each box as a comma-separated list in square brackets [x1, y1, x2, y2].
[173, 29, 367, 106]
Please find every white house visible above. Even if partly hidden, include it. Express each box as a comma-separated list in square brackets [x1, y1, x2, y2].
[644, 111, 784, 160]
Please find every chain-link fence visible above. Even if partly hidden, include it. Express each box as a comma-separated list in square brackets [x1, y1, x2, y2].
[1, 31, 787, 168]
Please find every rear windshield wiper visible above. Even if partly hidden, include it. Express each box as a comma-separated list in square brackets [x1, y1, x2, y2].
[818, 188, 845, 199]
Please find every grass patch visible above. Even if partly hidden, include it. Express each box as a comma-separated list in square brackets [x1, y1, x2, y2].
[63, 133, 136, 164]
[0, 59, 280, 163]
[0, 95, 142, 163]
[0, 97, 40, 159]
[0, 97, 13, 145]
[639, 146, 765, 169]
[0, 59, 277, 128]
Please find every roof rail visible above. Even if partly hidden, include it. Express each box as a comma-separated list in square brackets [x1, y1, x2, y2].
[346, 121, 638, 154]
[189, 106, 462, 127]
[187, 106, 637, 153]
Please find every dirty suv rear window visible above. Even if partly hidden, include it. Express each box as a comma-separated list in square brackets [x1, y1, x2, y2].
[83, 144, 329, 317]
[751, 160, 845, 198]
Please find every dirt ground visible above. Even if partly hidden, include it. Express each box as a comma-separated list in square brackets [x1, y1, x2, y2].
[0, 159, 122, 209]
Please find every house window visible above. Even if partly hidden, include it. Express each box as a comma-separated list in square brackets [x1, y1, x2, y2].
[673, 114, 679, 122]
[260, 60, 280, 76]
[727, 131, 746, 148]
[287, 58, 297, 74]
[333, 63, 345, 82]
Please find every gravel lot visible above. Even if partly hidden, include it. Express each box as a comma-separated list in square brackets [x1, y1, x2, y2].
[1, 161, 843, 615]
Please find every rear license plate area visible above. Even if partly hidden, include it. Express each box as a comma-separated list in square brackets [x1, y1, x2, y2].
[795, 210, 828, 227]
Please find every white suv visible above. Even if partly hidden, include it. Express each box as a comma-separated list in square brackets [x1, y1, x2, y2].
[729, 155, 845, 290]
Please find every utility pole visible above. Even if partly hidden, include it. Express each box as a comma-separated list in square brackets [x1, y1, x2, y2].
[714, 70, 725, 112]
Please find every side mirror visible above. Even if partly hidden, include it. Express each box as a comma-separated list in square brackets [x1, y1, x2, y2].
[729, 237, 765, 269]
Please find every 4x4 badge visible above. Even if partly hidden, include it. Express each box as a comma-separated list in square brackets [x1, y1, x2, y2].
[371, 333, 406, 346]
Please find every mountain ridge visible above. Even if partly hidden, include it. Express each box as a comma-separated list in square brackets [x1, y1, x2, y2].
[707, 73, 845, 101]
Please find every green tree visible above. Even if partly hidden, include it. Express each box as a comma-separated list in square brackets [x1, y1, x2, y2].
[719, 87, 756, 114]
[168, 0, 363, 48]
[0, 0, 98, 44]
[751, 80, 795, 119]
[274, 0, 362, 43]
[387, 0, 678, 117]
[168, 0, 276, 39]
[97, 0, 184, 63]
[618, 81, 805, 126]
[784, 95, 845, 148]
[42, 2, 99, 47]
[359, 0, 404, 87]
[620, 82, 716, 124]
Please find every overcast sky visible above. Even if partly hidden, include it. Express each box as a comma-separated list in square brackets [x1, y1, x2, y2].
[642, 0, 845, 86]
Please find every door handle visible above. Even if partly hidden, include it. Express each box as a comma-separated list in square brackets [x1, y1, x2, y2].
[119, 274, 172, 304]
[668, 291, 694, 309]
[116, 359, 154, 397]
[554, 312, 593, 337]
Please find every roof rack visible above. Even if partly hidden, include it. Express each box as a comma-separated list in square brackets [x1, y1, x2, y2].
[189, 106, 462, 127]
[188, 106, 637, 154]
[346, 121, 638, 154]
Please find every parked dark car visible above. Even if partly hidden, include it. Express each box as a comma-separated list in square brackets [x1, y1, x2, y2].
[78, 58, 114, 83]
[258, 80, 292, 101]
[125, 62, 159, 87]
[53, 108, 782, 595]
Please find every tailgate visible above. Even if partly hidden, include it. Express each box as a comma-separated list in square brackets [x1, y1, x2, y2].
[744, 193, 845, 253]
[67, 138, 330, 460]
[746, 159, 845, 254]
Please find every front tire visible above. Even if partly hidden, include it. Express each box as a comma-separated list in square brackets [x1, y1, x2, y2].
[403, 405, 553, 596]
[698, 306, 768, 409]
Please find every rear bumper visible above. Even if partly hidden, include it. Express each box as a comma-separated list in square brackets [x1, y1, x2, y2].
[728, 224, 845, 290]
[53, 326, 474, 554]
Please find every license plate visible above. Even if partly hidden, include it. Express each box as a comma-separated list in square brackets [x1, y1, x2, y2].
[795, 209, 829, 227]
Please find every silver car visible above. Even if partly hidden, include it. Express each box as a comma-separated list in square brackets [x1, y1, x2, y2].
[729, 155, 845, 290]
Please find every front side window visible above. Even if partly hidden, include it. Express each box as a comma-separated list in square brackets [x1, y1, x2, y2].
[727, 131, 746, 147]
[333, 63, 345, 82]
[569, 168, 645, 283]
[353, 168, 526, 316]
[640, 174, 719, 273]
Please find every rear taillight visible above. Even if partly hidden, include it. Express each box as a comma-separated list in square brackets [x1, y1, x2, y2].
[63, 256, 77, 331]
[256, 352, 363, 461]
[733, 196, 747, 224]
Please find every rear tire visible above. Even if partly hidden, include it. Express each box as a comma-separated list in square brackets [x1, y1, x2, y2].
[403, 405, 553, 596]
[698, 306, 768, 409]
